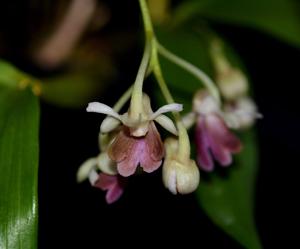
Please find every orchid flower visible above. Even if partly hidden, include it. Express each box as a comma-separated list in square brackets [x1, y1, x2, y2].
[77, 150, 126, 204]
[86, 94, 183, 176]
[193, 90, 242, 172]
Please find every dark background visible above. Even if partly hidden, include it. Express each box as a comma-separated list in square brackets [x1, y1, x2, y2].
[1, 1, 298, 248]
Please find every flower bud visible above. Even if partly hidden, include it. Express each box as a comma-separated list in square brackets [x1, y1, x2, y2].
[162, 138, 200, 194]
[210, 39, 248, 100]
[216, 68, 249, 100]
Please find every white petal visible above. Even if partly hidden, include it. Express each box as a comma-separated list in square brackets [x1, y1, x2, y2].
[150, 103, 183, 120]
[154, 115, 178, 135]
[100, 116, 121, 133]
[86, 102, 121, 120]
[76, 157, 97, 183]
[181, 112, 196, 129]
[88, 169, 99, 186]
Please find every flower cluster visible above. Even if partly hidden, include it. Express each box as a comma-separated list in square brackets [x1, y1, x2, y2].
[77, 2, 261, 204]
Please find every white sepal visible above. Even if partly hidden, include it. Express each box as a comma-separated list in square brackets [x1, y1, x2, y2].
[150, 103, 183, 120]
[100, 116, 121, 133]
[97, 152, 118, 175]
[76, 157, 97, 183]
[86, 102, 121, 120]
[181, 112, 196, 129]
[88, 169, 99, 186]
[154, 115, 178, 136]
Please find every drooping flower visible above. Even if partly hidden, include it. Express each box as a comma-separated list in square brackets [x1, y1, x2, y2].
[215, 66, 249, 101]
[86, 93, 182, 177]
[193, 90, 242, 172]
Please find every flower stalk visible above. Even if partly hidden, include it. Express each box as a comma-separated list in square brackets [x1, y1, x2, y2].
[129, 41, 151, 121]
[157, 43, 220, 104]
[139, 0, 154, 39]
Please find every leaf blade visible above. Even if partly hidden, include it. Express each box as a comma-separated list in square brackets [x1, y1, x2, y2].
[174, 0, 300, 48]
[0, 88, 39, 249]
[197, 131, 261, 249]
[41, 73, 106, 108]
[0, 60, 31, 89]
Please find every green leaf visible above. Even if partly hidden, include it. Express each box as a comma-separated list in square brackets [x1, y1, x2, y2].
[0, 60, 32, 88]
[155, 28, 261, 248]
[0, 88, 39, 249]
[41, 72, 106, 108]
[174, 0, 300, 48]
[197, 131, 261, 248]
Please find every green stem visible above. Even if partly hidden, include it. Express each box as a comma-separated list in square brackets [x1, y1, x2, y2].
[152, 51, 175, 105]
[177, 122, 191, 161]
[129, 41, 151, 119]
[113, 85, 133, 112]
[157, 43, 221, 103]
[139, 0, 154, 39]
[128, 0, 154, 120]
[152, 49, 191, 161]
